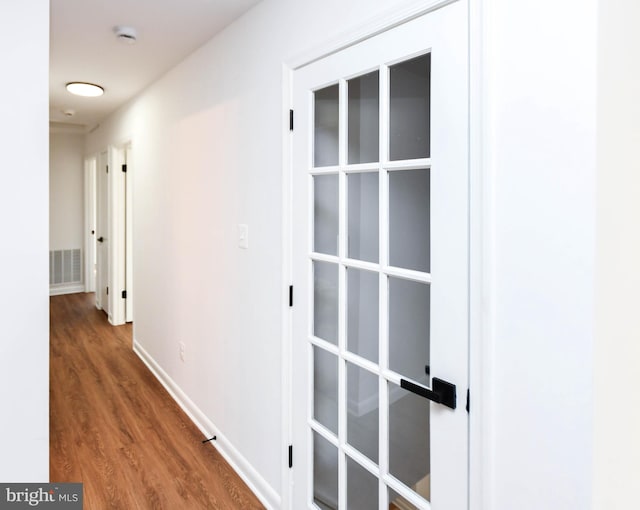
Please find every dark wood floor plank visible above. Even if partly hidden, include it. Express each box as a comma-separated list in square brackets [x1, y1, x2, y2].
[50, 293, 265, 510]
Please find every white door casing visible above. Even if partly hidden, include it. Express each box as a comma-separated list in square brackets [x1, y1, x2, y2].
[291, 2, 469, 509]
[125, 144, 134, 323]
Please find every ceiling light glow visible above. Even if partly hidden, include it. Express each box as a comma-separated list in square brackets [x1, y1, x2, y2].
[66, 82, 104, 97]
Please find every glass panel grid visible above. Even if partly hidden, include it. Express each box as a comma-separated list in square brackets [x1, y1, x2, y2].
[309, 58, 433, 510]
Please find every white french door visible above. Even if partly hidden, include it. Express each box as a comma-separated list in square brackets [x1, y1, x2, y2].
[291, 2, 469, 509]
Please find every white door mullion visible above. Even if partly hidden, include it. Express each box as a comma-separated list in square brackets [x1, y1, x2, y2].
[337, 77, 348, 510]
[380, 63, 390, 165]
[379, 61, 390, 510]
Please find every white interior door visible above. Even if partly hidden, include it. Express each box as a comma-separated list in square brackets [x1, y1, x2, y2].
[96, 150, 109, 315]
[291, 2, 469, 509]
[84, 156, 97, 293]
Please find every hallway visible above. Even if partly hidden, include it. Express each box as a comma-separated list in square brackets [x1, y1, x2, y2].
[49, 293, 264, 509]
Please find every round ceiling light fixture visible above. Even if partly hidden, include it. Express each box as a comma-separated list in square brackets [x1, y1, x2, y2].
[66, 82, 104, 97]
[113, 25, 137, 44]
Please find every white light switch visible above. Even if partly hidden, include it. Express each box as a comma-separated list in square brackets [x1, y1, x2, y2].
[238, 224, 249, 249]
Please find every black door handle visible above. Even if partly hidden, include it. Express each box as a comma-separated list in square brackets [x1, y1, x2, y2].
[400, 377, 457, 410]
[97, 236, 104, 243]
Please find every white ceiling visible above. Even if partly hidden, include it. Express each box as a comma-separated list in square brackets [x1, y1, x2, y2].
[50, 0, 261, 130]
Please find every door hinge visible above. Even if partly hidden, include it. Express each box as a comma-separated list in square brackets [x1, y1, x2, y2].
[122, 290, 127, 299]
[289, 285, 294, 307]
[466, 389, 470, 413]
[106, 286, 109, 295]
[288, 445, 293, 468]
[122, 164, 127, 173]
[289, 109, 294, 131]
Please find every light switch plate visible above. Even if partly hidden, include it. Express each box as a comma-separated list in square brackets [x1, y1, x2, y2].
[238, 224, 249, 249]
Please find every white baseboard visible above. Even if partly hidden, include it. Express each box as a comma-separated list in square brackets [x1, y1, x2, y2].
[133, 340, 281, 510]
[49, 283, 85, 296]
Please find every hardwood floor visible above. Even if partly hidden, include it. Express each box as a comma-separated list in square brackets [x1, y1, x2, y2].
[50, 293, 265, 510]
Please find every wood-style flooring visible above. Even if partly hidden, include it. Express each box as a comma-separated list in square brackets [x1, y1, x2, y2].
[50, 292, 265, 510]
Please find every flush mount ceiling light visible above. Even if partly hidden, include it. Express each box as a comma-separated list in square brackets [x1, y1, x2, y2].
[113, 25, 137, 44]
[66, 82, 104, 97]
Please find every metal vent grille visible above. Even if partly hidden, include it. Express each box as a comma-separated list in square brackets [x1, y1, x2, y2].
[49, 249, 82, 285]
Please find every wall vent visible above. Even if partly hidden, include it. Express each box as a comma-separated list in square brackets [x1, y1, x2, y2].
[49, 249, 82, 285]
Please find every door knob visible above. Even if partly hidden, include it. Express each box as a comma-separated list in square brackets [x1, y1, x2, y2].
[97, 237, 104, 243]
[400, 377, 457, 410]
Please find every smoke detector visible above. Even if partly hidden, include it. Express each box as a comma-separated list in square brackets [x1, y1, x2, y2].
[62, 109, 75, 117]
[113, 26, 137, 44]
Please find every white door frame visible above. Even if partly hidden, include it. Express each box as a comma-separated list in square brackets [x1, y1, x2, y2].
[124, 143, 134, 323]
[281, 1, 493, 508]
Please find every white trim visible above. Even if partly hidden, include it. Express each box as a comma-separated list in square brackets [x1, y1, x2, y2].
[287, 0, 457, 70]
[468, 0, 493, 509]
[281, 62, 294, 510]
[50, 283, 85, 296]
[124, 143, 134, 323]
[133, 340, 281, 510]
[49, 121, 85, 135]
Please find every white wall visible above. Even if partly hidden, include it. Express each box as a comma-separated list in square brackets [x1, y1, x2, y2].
[484, 0, 597, 508]
[50, 131, 85, 251]
[0, 1, 49, 482]
[594, 0, 640, 507]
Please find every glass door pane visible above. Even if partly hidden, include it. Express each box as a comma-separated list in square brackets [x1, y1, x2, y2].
[313, 261, 339, 345]
[347, 457, 379, 510]
[347, 267, 379, 363]
[346, 362, 379, 463]
[314, 174, 339, 255]
[388, 384, 431, 501]
[315, 85, 340, 167]
[314, 346, 339, 434]
[389, 169, 430, 272]
[347, 172, 379, 263]
[348, 71, 380, 164]
[314, 432, 339, 509]
[388, 276, 430, 383]
[389, 54, 431, 161]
